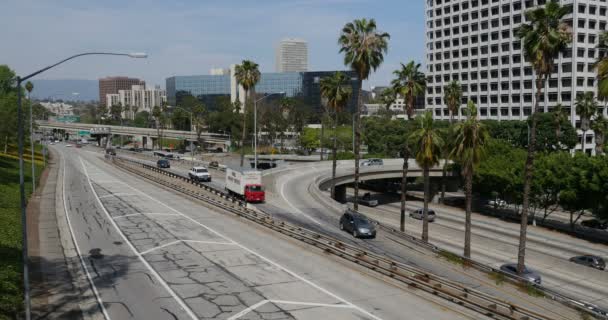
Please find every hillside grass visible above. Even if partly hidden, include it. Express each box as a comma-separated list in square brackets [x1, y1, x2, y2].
[0, 147, 45, 319]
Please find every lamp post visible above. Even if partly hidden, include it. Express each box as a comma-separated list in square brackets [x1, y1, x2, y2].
[15, 51, 146, 320]
[254, 92, 284, 170]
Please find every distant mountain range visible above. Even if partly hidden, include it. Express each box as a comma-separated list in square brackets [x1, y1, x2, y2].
[30, 79, 98, 102]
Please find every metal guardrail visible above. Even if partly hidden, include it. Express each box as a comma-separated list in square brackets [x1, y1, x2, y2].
[109, 155, 563, 320]
[310, 175, 608, 320]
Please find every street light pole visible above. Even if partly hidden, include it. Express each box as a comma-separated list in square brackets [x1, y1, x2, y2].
[254, 92, 284, 170]
[15, 51, 146, 320]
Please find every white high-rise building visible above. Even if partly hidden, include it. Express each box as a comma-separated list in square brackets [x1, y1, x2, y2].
[106, 84, 166, 119]
[425, 0, 608, 154]
[275, 38, 308, 72]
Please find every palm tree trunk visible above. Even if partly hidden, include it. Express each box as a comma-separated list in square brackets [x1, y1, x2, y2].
[331, 113, 338, 199]
[320, 117, 325, 161]
[582, 129, 586, 155]
[464, 170, 473, 258]
[517, 74, 544, 274]
[422, 166, 430, 242]
[400, 146, 410, 232]
[353, 80, 363, 211]
[440, 160, 447, 204]
[240, 91, 248, 167]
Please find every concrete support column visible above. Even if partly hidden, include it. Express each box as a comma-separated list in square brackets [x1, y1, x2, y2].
[334, 185, 347, 203]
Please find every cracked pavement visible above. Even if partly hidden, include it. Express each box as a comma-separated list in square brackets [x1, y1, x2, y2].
[53, 145, 484, 320]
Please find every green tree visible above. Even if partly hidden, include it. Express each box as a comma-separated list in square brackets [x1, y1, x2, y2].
[133, 111, 150, 128]
[320, 72, 353, 199]
[443, 81, 462, 124]
[597, 31, 608, 100]
[192, 103, 208, 154]
[592, 114, 608, 155]
[515, 0, 571, 274]
[152, 105, 162, 149]
[379, 87, 396, 114]
[575, 92, 598, 153]
[531, 112, 578, 151]
[234, 60, 261, 167]
[391, 60, 426, 231]
[339, 18, 390, 210]
[409, 111, 443, 242]
[552, 104, 568, 141]
[451, 102, 489, 258]
[97, 104, 108, 124]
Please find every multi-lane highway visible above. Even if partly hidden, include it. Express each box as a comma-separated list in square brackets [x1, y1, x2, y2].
[51, 144, 491, 320]
[105, 148, 588, 319]
[260, 160, 608, 312]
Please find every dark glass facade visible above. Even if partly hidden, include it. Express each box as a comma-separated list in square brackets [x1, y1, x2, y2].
[166, 71, 360, 113]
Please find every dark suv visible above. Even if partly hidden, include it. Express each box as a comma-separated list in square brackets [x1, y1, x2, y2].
[339, 210, 376, 238]
[157, 159, 170, 168]
[581, 219, 607, 230]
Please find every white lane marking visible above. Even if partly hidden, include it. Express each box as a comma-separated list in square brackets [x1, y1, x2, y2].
[140, 240, 235, 255]
[79, 157, 199, 320]
[113, 213, 180, 219]
[98, 193, 137, 199]
[114, 171, 383, 320]
[94, 180, 119, 184]
[277, 171, 322, 225]
[61, 154, 111, 319]
[228, 299, 353, 320]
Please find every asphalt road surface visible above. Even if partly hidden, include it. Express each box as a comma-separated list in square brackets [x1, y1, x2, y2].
[52, 144, 484, 320]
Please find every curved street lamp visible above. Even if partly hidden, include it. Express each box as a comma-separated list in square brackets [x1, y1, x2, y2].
[15, 51, 146, 320]
[254, 92, 285, 170]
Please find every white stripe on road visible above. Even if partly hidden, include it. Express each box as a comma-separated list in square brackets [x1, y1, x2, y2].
[61, 154, 111, 320]
[113, 212, 180, 219]
[140, 240, 235, 255]
[227, 299, 353, 320]
[98, 193, 137, 199]
[79, 157, 200, 320]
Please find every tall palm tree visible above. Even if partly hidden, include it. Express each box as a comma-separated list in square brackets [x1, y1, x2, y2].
[234, 60, 261, 167]
[596, 31, 608, 100]
[339, 18, 390, 211]
[391, 61, 426, 231]
[278, 97, 294, 151]
[576, 92, 598, 153]
[152, 105, 162, 149]
[444, 81, 462, 123]
[515, 0, 571, 274]
[409, 111, 443, 242]
[592, 114, 608, 155]
[451, 101, 489, 258]
[552, 103, 568, 141]
[320, 72, 353, 199]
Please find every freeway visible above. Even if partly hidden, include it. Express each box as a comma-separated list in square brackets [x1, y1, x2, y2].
[261, 160, 608, 312]
[110, 148, 588, 319]
[50, 144, 485, 320]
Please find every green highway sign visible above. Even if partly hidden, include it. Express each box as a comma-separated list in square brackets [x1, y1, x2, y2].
[79, 130, 90, 135]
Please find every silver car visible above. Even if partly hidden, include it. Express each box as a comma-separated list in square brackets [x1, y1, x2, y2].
[499, 263, 542, 284]
[410, 209, 436, 222]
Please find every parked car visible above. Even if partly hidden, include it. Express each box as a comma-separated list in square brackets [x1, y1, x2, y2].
[361, 158, 384, 166]
[189, 166, 212, 182]
[339, 210, 376, 238]
[488, 198, 507, 207]
[65, 144, 72, 147]
[581, 219, 608, 230]
[208, 161, 219, 168]
[105, 148, 116, 156]
[358, 192, 378, 207]
[76, 144, 82, 148]
[410, 208, 436, 222]
[157, 159, 170, 168]
[499, 263, 542, 284]
[569, 255, 605, 270]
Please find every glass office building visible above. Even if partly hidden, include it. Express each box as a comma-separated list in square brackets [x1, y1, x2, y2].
[166, 70, 360, 113]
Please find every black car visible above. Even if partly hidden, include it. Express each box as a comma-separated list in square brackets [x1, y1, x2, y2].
[105, 148, 116, 156]
[581, 219, 608, 230]
[339, 210, 376, 238]
[157, 159, 170, 168]
[569, 255, 606, 270]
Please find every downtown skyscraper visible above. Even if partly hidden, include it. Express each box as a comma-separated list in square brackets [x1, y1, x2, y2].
[425, 0, 608, 154]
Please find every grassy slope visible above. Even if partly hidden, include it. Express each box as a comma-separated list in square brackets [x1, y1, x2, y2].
[0, 147, 44, 319]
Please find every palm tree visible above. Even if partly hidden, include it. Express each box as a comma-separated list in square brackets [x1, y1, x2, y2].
[576, 92, 598, 153]
[596, 31, 608, 100]
[444, 81, 462, 123]
[379, 87, 396, 113]
[278, 97, 294, 151]
[451, 101, 489, 258]
[152, 105, 162, 149]
[339, 18, 390, 210]
[391, 61, 426, 231]
[234, 60, 261, 167]
[320, 72, 353, 199]
[552, 104, 568, 141]
[409, 111, 443, 242]
[515, 0, 571, 274]
[592, 114, 608, 155]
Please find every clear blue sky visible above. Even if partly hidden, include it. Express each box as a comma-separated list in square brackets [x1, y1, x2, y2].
[2, 0, 426, 89]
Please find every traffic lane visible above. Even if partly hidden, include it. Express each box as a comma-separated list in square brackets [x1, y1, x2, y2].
[54, 146, 192, 320]
[358, 203, 608, 309]
[79, 150, 478, 320]
[264, 164, 581, 320]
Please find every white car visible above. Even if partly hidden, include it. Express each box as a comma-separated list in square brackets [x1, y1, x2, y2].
[188, 166, 211, 182]
[65, 144, 73, 147]
[410, 209, 436, 222]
